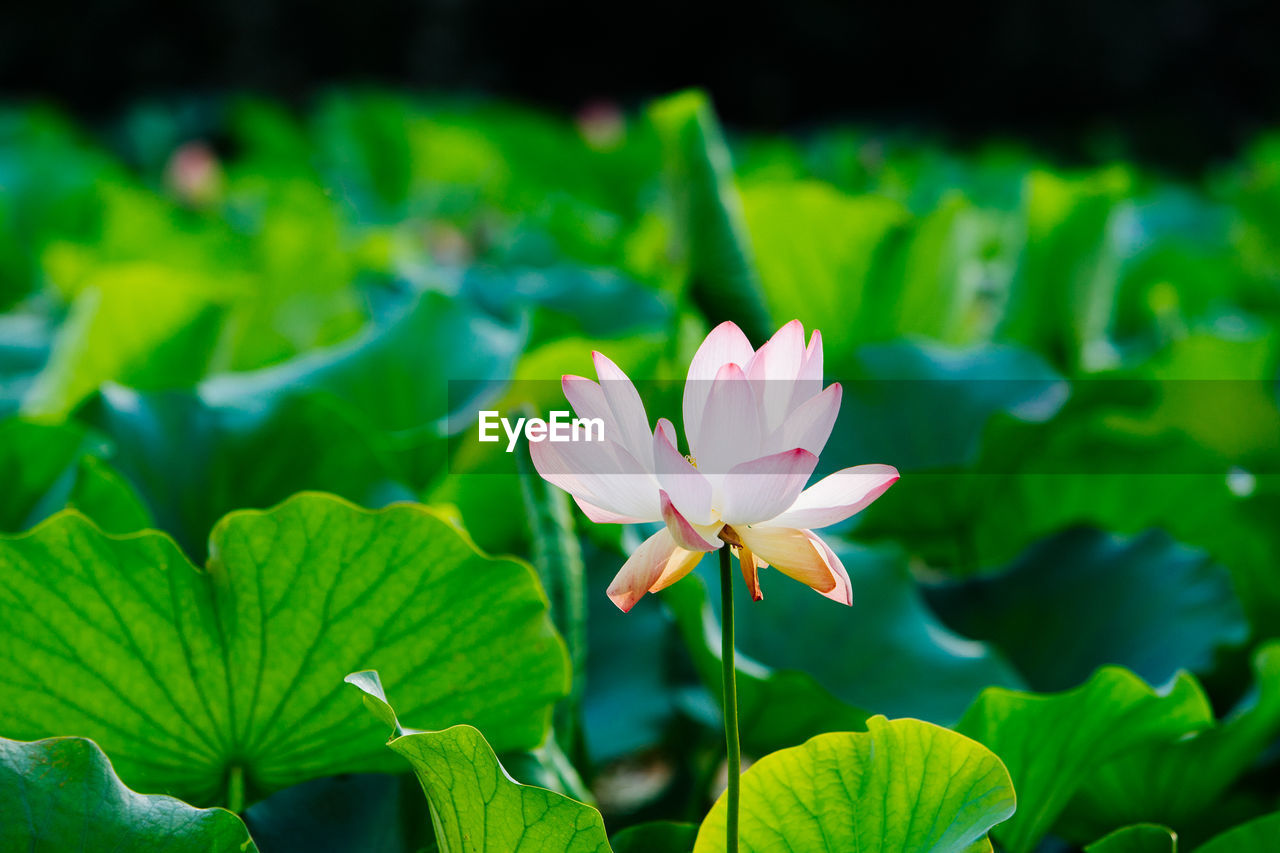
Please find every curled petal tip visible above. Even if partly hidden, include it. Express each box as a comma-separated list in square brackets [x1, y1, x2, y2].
[607, 590, 639, 613]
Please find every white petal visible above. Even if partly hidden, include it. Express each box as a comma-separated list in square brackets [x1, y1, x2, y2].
[746, 320, 806, 382]
[563, 374, 617, 437]
[684, 321, 755, 447]
[660, 490, 722, 551]
[746, 320, 808, 435]
[771, 382, 842, 456]
[653, 418, 714, 524]
[719, 448, 818, 525]
[592, 351, 653, 468]
[694, 362, 762, 474]
[735, 525, 836, 594]
[606, 528, 680, 612]
[761, 464, 900, 529]
[572, 496, 647, 524]
[530, 434, 661, 522]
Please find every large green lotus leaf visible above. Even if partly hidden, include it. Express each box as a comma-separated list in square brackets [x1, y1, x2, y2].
[611, 821, 698, 853]
[857, 387, 1280, 630]
[823, 340, 1066, 477]
[460, 265, 673, 341]
[694, 716, 1016, 853]
[0, 735, 257, 852]
[1085, 825, 1177, 853]
[955, 667, 1214, 853]
[740, 180, 907, 365]
[700, 542, 1021, 725]
[346, 670, 610, 853]
[0, 493, 568, 807]
[1197, 811, 1280, 853]
[0, 307, 55, 417]
[200, 290, 526, 439]
[997, 166, 1131, 372]
[85, 385, 409, 560]
[648, 90, 773, 342]
[21, 263, 231, 418]
[926, 527, 1246, 691]
[663, 573, 869, 758]
[0, 418, 151, 534]
[1063, 643, 1280, 840]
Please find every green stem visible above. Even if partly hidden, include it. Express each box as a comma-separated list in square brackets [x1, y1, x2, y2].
[226, 764, 245, 814]
[719, 546, 741, 853]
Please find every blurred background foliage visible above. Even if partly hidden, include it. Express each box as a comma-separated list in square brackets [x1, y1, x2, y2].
[3, 85, 1280, 851]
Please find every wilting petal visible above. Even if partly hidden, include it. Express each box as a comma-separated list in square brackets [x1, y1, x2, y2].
[660, 491, 722, 551]
[531, 433, 661, 522]
[806, 530, 853, 606]
[739, 544, 765, 601]
[649, 546, 705, 593]
[607, 528, 681, 612]
[772, 382, 842, 457]
[694, 362, 762, 474]
[761, 464, 900, 529]
[735, 525, 837, 594]
[592, 351, 654, 468]
[684, 321, 755, 444]
[653, 418, 713, 524]
[719, 448, 818, 526]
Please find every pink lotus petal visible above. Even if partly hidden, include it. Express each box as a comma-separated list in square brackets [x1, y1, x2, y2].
[653, 418, 714, 524]
[735, 525, 837, 594]
[572, 496, 648, 524]
[607, 528, 681, 612]
[563, 375, 617, 436]
[684, 321, 755, 444]
[746, 319, 806, 383]
[761, 464, 900, 529]
[660, 490, 722, 551]
[592, 351, 654, 468]
[694, 362, 761, 474]
[747, 320, 808, 434]
[773, 382, 842, 456]
[530, 433, 661, 522]
[719, 448, 818, 526]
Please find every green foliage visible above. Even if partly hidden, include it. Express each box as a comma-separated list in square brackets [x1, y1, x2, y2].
[347, 670, 611, 853]
[956, 668, 1213, 853]
[3, 90, 1280, 852]
[0, 735, 258, 852]
[694, 717, 1016, 852]
[0, 493, 567, 807]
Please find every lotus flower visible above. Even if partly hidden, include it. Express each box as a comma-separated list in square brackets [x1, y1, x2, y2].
[532, 319, 899, 612]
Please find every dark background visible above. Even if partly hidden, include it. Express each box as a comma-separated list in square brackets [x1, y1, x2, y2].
[3, 0, 1279, 171]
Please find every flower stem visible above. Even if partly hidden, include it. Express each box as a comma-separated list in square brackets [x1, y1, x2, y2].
[719, 545, 741, 853]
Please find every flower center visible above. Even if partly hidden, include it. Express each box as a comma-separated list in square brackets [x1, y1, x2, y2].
[718, 525, 742, 547]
